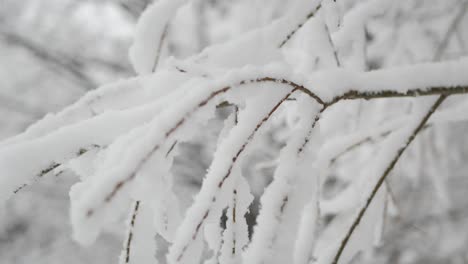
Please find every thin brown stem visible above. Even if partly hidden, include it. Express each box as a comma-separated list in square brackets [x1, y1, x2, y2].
[331, 95, 448, 264]
[279, 3, 323, 48]
[122, 201, 140, 264]
[12, 144, 100, 194]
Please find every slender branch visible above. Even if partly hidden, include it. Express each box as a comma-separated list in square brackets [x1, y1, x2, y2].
[331, 95, 448, 264]
[231, 188, 237, 256]
[278, 3, 324, 48]
[328, 85, 468, 105]
[174, 89, 299, 262]
[122, 138, 177, 264]
[250, 108, 324, 260]
[322, 18, 341, 67]
[151, 23, 169, 73]
[230, 105, 239, 257]
[12, 144, 101, 194]
[122, 201, 140, 264]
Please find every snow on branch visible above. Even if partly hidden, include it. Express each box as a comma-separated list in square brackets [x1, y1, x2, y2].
[330, 95, 448, 264]
[2, 1, 468, 264]
[129, 0, 188, 74]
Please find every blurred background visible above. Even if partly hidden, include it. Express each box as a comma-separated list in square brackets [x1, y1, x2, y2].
[1, 0, 468, 263]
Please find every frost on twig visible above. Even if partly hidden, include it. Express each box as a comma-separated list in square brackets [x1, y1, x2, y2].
[2, 1, 468, 264]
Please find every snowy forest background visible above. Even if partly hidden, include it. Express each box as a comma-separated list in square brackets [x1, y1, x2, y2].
[1, 0, 468, 263]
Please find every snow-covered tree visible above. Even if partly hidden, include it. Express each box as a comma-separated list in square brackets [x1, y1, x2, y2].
[2, 0, 468, 263]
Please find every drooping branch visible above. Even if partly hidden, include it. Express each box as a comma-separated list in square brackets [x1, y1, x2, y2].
[229, 105, 240, 258]
[120, 138, 178, 264]
[330, 9, 468, 260]
[47, 66, 468, 218]
[12, 144, 101, 194]
[169, 89, 299, 263]
[82, 77, 324, 219]
[244, 105, 324, 263]
[331, 95, 448, 264]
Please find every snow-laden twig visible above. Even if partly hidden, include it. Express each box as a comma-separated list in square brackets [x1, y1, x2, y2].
[11, 144, 100, 195]
[0, 77, 142, 148]
[167, 86, 297, 263]
[243, 100, 323, 264]
[129, 0, 188, 74]
[331, 95, 448, 264]
[121, 201, 140, 264]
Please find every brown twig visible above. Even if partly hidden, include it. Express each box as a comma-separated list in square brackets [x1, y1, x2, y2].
[331, 95, 448, 264]
[12, 144, 101, 194]
[122, 201, 140, 264]
[279, 3, 324, 48]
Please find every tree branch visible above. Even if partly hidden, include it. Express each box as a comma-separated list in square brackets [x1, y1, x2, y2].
[12, 144, 101, 194]
[331, 95, 448, 264]
[173, 89, 299, 262]
[278, 2, 324, 48]
[121, 201, 140, 264]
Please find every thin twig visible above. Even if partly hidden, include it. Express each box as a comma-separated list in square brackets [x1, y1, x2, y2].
[122, 201, 140, 264]
[151, 24, 169, 73]
[279, 3, 324, 48]
[331, 95, 447, 264]
[12, 144, 101, 194]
